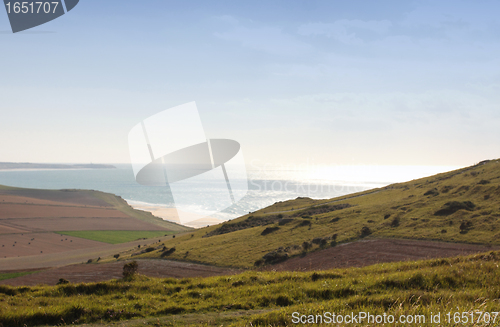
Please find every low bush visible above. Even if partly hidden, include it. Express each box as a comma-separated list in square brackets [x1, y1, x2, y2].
[434, 201, 475, 216]
[261, 227, 280, 236]
[123, 261, 139, 278]
[57, 278, 70, 285]
[360, 226, 372, 237]
[424, 188, 439, 196]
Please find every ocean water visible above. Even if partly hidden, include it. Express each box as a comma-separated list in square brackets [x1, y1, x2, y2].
[0, 164, 460, 221]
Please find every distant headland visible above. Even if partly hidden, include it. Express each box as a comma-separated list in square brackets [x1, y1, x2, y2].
[0, 162, 117, 170]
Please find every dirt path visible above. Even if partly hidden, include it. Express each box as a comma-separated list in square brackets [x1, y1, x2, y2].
[2, 238, 496, 286]
[267, 238, 498, 271]
[0, 259, 242, 286]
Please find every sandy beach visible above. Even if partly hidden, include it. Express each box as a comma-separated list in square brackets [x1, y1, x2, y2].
[127, 202, 226, 229]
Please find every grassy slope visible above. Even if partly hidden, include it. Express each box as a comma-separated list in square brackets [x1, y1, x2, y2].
[135, 159, 500, 268]
[55, 231, 175, 244]
[88, 190, 190, 232]
[1, 251, 500, 326]
[0, 184, 190, 232]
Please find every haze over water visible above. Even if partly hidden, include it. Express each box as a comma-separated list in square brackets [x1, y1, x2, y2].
[0, 164, 460, 221]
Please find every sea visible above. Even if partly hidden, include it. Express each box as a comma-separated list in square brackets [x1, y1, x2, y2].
[0, 164, 461, 222]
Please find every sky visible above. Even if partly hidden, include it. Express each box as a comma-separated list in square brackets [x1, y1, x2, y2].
[1, 0, 500, 167]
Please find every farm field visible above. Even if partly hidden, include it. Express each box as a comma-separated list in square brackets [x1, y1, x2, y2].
[0, 271, 38, 281]
[0, 232, 106, 258]
[0, 238, 494, 287]
[0, 259, 242, 286]
[0, 185, 190, 269]
[54, 230, 175, 244]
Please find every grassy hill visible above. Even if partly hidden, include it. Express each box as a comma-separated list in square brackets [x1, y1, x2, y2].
[0, 184, 189, 232]
[132, 159, 500, 268]
[1, 250, 499, 326]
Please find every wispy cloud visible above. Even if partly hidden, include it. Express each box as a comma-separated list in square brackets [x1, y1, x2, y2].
[298, 19, 392, 45]
[214, 24, 312, 56]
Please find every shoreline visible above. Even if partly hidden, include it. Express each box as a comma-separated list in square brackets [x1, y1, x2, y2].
[126, 200, 227, 229]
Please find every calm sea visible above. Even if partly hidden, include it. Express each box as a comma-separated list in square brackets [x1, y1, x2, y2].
[0, 164, 460, 221]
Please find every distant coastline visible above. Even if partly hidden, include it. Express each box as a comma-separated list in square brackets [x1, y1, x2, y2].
[0, 162, 116, 170]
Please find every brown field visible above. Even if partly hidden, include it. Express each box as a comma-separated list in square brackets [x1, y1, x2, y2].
[0, 189, 112, 207]
[0, 232, 106, 258]
[0, 187, 182, 271]
[2, 238, 496, 286]
[0, 203, 130, 219]
[0, 234, 181, 271]
[0, 217, 165, 232]
[0, 259, 241, 286]
[0, 224, 30, 234]
[268, 238, 498, 272]
[0, 194, 87, 206]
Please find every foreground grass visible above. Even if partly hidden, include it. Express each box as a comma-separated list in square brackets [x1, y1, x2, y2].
[1, 251, 500, 326]
[55, 231, 174, 244]
[0, 271, 38, 281]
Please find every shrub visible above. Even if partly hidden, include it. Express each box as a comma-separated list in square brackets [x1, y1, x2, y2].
[278, 218, 293, 225]
[424, 188, 439, 196]
[298, 220, 311, 227]
[479, 179, 490, 185]
[302, 241, 311, 251]
[384, 214, 391, 219]
[360, 226, 372, 237]
[434, 201, 475, 216]
[145, 247, 155, 253]
[441, 185, 454, 193]
[57, 278, 69, 285]
[261, 226, 280, 236]
[254, 259, 264, 266]
[312, 237, 323, 245]
[161, 247, 176, 257]
[262, 250, 288, 264]
[113, 254, 120, 259]
[460, 221, 473, 233]
[390, 217, 400, 227]
[123, 261, 138, 278]
[275, 295, 292, 306]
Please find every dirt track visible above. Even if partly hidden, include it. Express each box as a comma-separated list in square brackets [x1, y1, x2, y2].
[2, 239, 497, 286]
[268, 238, 498, 271]
[0, 259, 242, 286]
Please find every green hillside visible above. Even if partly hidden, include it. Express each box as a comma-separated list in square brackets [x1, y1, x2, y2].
[1, 251, 500, 326]
[134, 159, 500, 268]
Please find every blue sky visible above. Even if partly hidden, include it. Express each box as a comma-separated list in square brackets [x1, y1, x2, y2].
[1, 0, 500, 166]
